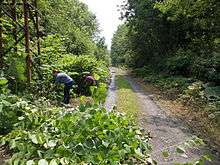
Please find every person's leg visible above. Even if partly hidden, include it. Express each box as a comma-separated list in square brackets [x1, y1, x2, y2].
[65, 82, 73, 104]
[64, 85, 69, 104]
[66, 87, 70, 104]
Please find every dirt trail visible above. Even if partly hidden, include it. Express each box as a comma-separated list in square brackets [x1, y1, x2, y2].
[104, 67, 117, 111]
[105, 68, 219, 164]
[126, 76, 215, 164]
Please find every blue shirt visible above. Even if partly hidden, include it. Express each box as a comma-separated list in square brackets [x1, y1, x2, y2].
[55, 73, 73, 84]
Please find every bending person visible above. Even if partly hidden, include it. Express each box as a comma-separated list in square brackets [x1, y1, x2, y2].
[53, 70, 74, 104]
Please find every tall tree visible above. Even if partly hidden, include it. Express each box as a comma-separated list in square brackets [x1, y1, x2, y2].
[39, 0, 99, 55]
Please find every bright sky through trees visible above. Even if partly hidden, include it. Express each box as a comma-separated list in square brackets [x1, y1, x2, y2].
[80, 0, 125, 49]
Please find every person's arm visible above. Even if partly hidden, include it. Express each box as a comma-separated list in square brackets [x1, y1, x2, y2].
[54, 75, 61, 84]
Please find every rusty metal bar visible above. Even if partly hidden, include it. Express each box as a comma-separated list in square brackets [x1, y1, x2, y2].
[23, 0, 32, 83]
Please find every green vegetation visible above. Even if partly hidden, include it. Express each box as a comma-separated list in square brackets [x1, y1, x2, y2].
[116, 73, 140, 118]
[111, 0, 220, 140]
[2, 0, 110, 92]
[0, 0, 152, 164]
[1, 0, 219, 164]
[1, 100, 151, 164]
[112, 0, 219, 84]
[38, 0, 97, 55]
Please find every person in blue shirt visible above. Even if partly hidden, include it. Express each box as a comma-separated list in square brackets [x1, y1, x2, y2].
[53, 70, 74, 104]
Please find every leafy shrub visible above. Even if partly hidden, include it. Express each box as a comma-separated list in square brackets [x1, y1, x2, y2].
[133, 66, 152, 78]
[0, 95, 27, 135]
[204, 84, 220, 102]
[191, 55, 220, 83]
[133, 67, 192, 92]
[165, 49, 194, 76]
[40, 35, 65, 65]
[31, 55, 109, 100]
[3, 48, 27, 94]
[90, 83, 108, 104]
[1, 104, 151, 164]
[182, 82, 205, 99]
[0, 76, 9, 94]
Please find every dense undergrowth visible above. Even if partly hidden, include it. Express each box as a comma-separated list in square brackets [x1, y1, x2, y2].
[4, 34, 109, 101]
[1, 97, 151, 164]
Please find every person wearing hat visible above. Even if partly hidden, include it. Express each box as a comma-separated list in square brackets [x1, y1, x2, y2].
[85, 73, 96, 86]
[82, 72, 97, 95]
[53, 70, 74, 104]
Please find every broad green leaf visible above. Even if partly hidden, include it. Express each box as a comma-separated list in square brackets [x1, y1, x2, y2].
[38, 159, 48, 165]
[37, 134, 44, 145]
[102, 140, 110, 148]
[47, 140, 57, 148]
[176, 147, 186, 154]
[26, 160, 35, 165]
[60, 158, 69, 165]
[0, 78, 8, 85]
[135, 130, 142, 135]
[30, 134, 38, 144]
[49, 159, 58, 165]
[134, 148, 144, 157]
[13, 159, 20, 165]
[94, 73, 100, 80]
[10, 139, 16, 149]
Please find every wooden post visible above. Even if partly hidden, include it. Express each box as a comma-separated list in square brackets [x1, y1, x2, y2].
[12, 0, 17, 53]
[23, 0, 32, 83]
[0, 0, 3, 69]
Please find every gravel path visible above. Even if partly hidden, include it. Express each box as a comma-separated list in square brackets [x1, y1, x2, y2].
[104, 67, 117, 111]
[126, 76, 219, 164]
[104, 69, 219, 164]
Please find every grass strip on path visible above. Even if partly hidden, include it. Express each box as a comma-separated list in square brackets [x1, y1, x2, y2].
[116, 73, 140, 118]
